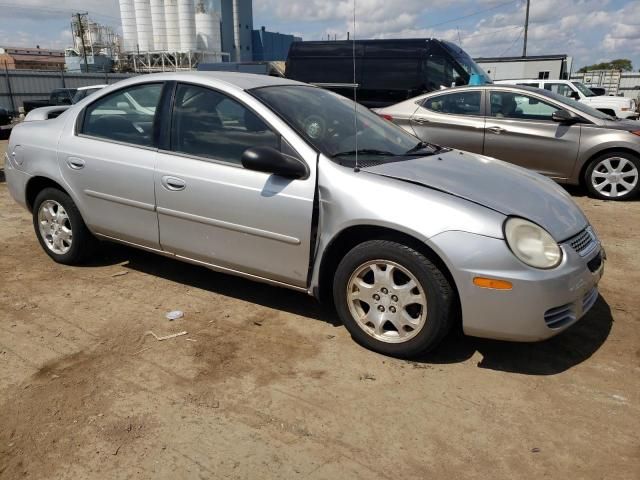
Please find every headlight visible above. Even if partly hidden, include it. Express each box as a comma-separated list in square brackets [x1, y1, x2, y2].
[504, 217, 562, 269]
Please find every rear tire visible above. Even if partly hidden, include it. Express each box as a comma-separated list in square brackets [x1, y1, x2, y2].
[33, 187, 97, 265]
[584, 151, 640, 200]
[333, 240, 455, 358]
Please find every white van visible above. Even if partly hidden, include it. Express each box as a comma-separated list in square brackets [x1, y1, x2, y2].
[496, 79, 638, 120]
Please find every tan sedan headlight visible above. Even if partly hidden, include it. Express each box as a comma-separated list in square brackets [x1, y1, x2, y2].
[504, 217, 562, 269]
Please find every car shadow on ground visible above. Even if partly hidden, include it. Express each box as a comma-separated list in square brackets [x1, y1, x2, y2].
[415, 296, 613, 375]
[87, 241, 339, 326]
[89, 241, 613, 376]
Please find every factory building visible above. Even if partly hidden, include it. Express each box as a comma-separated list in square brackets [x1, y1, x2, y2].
[219, 0, 253, 62]
[474, 54, 573, 81]
[252, 27, 301, 62]
[118, 0, 232, 71]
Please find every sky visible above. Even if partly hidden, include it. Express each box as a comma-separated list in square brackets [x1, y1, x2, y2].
[0, 0, 638, 71]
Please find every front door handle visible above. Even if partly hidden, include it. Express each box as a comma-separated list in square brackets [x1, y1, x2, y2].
[487, 126, 507, 134]
[161, 176, 186, 191]
[66, 157, 85, 170]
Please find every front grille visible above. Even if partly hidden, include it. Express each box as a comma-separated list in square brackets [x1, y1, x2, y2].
[568, 228, 597, 257]
[544, 303, 575, 329]
[582, 286, 599, 314]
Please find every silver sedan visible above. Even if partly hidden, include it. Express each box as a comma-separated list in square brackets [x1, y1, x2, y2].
[5, 72, 604, 357]
[376, 84, 640, 200]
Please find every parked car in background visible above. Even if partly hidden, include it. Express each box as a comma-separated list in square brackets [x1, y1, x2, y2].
[23, 88, 77, 113]
[0, 106, 11, 126]
[588, 86, 607, 96]
[286, 39, 491, 108]
[72, 84, 108, 103]
[496, 79, 638, 120]
[376, 84, 640, 200]
[5, 72, 604, 357]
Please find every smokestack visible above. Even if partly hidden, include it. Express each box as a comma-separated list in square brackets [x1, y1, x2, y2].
[134, 0, 154, 52]
[119, 0, 138, 52]
[150, 0, 166, 51]
[164, 0, 180, 52]
[178, 0, 197, 52]
[233, 0, 241, 62]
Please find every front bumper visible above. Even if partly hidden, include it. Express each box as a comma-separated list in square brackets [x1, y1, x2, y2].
[429, 230, 604, 342]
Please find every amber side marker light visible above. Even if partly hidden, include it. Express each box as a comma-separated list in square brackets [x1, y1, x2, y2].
[473, 277, 513, 290]
[631, 130, 640, 137]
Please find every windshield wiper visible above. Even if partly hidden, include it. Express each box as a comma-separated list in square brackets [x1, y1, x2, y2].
[331, 149, 396, 158]
[404, 141, 439, 155]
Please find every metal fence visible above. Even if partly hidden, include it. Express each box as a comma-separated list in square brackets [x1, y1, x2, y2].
[0, 69, 135, 113]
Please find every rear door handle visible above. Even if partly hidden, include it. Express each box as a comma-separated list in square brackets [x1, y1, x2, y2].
[161, 176, 186, 191]
[487, 126, 507, 134]
[413, 117, 429, 125]
[66, 157, 85, 170]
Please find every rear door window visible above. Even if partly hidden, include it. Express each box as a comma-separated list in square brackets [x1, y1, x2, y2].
[81, 83, 163, 147]
[422, 91, 482, 115]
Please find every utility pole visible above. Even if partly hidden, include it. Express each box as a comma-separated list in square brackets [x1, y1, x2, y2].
[522, 0, 530, 57]
[75, 12, 89, 72]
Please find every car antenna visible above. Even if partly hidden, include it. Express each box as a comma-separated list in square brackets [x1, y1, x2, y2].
[352, 0, 360, 173]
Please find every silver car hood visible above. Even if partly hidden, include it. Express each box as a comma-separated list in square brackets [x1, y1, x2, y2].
[363, 150, 587, 241]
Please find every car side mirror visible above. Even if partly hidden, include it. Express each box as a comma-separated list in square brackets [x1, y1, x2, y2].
[241, 146, 308, 179]
[552, 110, 578, 124]
[569, 91, 580, 100]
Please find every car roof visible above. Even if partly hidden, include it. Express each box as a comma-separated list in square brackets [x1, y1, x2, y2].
[496, 79, 573, 83]
[424, 84, 547, 94]
[123, 71, 305, 91]
[77, 84, 108, 90]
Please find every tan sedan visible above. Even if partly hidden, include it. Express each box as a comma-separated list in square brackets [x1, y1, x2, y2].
[376, 84, 640, 200]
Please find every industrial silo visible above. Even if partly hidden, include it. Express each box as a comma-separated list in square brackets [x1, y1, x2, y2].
[118, 0, 138, 52]
[178, 0, 197, 52]
[164, 0, 181, 52]
[150, 0, 167, 51]
[195, 1, 221, 52]
[134, 0, 154, 52]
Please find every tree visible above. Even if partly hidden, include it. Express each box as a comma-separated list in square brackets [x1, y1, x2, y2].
[609, 59, 633, 71]
[577, 58, 633, 72]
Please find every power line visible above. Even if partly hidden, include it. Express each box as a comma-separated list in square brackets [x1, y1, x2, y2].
[462, 24, 523, 41]
[497, 27, 525, 57]
[424, 0, 521, 29]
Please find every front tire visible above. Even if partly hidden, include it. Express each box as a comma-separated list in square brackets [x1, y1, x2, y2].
[333, 240, 455, 358]
[584, 151, 639, 200]
[33, 187, 97, 265]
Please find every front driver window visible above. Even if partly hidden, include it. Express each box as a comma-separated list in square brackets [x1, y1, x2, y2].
[171, 84, 279, 165]
[422, 91, 481, 115]
[544, 83, 575, 98]
[82, 83, 163, 147]
[490, 91, 559, 121]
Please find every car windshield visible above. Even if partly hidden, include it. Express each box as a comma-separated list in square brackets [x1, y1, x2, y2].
[572, 81, 596, 97]
[72, 88, 101, 104]
[532, 87, 615, 120]
[251, 85, 437, 166]
[441, 41, 492, 84]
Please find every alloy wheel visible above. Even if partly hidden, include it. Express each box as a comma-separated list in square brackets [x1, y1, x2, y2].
[590, 156, 639, 198]
[346, 260, 427, 343]
[38, 200, 73, 255]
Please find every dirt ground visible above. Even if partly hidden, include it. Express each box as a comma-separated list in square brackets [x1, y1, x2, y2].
[0, 139, 638, 479]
